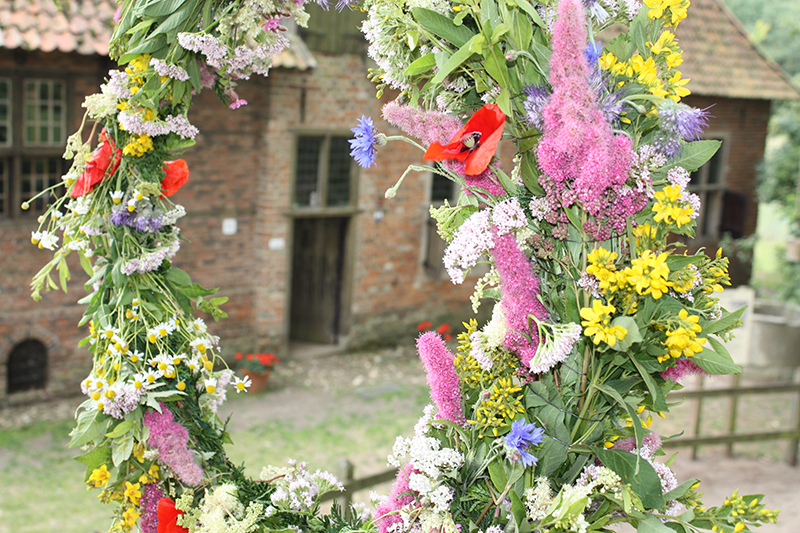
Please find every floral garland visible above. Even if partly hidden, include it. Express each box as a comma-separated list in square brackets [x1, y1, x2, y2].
[28, 0, 780, 532]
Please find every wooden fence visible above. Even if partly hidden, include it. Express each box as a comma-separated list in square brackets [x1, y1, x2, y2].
[662, 368, 800, 465]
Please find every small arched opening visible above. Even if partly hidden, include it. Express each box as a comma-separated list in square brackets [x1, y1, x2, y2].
[7, 339, 48, 394]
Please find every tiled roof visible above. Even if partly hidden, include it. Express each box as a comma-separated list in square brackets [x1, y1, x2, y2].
[0, 0, 316, 70]
[0, 0, 117, 56]
[676, 0, 800, 100]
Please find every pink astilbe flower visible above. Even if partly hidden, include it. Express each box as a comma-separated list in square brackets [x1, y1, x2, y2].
[660, 358, 707, 383]
[536, 0, 639, 241]
[374, 464, 419, 533]
[143, 403, 204, 486]
[492, 229, 548, 368]
[139, 483, 164, 533]
[382, 100, 462, 147]
[417, 331, 465, 424]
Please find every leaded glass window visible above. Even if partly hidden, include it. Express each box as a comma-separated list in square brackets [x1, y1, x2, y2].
[24, 79, 66, 146]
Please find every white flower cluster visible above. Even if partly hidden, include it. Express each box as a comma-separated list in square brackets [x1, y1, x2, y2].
[492, 197, 528, 236]
[444, 210, 494, 284]
[193, 483, 265, 533]
[261, 460, 344, 513]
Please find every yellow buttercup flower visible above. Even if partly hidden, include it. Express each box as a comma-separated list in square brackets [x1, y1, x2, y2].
[123, 481, 142, 506]
[624, 251, 671, 299]
[123, 133, 154, 157]
[87, 464, 111, 489]
[660, 309, 706, 362]
[580, 300, 627, 347]
[653, 185, 694, 228]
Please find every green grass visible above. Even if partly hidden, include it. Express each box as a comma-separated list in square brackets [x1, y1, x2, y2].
[0, 383, 430, 533]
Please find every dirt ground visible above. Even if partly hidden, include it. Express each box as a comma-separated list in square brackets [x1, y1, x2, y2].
[3, 345, 798, 530]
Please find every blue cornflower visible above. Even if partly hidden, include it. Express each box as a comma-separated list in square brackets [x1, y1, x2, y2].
[349, 115, 380, 168]
[584, 41, 603, 69]
[504, 420, 546, 468]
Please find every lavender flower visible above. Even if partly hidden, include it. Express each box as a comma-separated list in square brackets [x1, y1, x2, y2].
[349, 116, 381, 168]
[653, 101, 711, 159]
[149, 58, 190, 81]
[504, 420, 546, 468]
[522, 84, 550, 132]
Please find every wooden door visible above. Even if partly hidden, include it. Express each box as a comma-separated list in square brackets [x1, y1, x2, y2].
[289, 216, 348, 343]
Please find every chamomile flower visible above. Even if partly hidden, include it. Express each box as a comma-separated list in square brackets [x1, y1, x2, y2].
[204, 377, 218, 394]
[110, 190, 124, 204]
[233, 375, 251, 392]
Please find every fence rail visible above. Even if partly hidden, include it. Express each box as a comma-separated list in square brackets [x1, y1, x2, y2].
[662, 368, 800, 465]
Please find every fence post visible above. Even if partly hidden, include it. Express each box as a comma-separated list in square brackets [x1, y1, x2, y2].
[786, 367, 800, 466]
[691, 374, 704, 460]
[338, 459, 355, 518]
[725, 374, 741, 458]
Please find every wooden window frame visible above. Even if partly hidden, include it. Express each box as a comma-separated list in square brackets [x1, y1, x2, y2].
[290, 133, 357, 213]
[689, 134, 728, 241]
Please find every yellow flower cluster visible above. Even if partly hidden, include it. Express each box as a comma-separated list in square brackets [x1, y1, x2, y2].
[644, 0, 690, 26]
[471, 376, 525, 436]
[586, 248, 619, 292]
[660, 308, 706, 362]
[87, 464, 111, 489]
[624, 250, 671, 299]
[653, 185, 694, 227]
[580, 300, 627, 347]
[123, 133, 154, 157]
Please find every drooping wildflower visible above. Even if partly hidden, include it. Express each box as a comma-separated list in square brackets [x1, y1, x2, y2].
[492, 229, 548, 368]
[504, 419, 546, 468]
[424, 103, 506, 176]
[349, 115, 381, 168]
[382, 100, 463, 147]
[417, 331, 465, 424]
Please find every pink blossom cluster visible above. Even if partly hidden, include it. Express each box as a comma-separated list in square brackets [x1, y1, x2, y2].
[381, 101, 462, 147]
[417, 331, 465, 425]
[492, 197, 528, 235]
[149, 58, 190, 81]
[536, 0, 641, 241]
[374, 464, 419, 533]
[103, 383, 143, 419]
[138, 482, 164, 533]
[660, 358, 707, 382]
[143, 402, 204, 486]
[166, 114, 199, 139]
[118, 110, 171, 137]
[492, 229, 548, 368]
[443, 210, 494, 284]
[177, 33, 289, 79]
[121, 233, 181, 275]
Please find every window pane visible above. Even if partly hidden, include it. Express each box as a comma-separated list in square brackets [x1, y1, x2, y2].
[0, 79, 10, 147]
[707, 149, 722, 185]
[20, 157, 64, 214]
[431, 166, 454, 202]
[326, 137, 352, 206]
[23, 79, 67, 146]
[0, 159, 7, 215]
[295, 136, 323, 207]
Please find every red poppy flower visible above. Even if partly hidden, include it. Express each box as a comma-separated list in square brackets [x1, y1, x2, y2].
[417, 320, 433, 331]
[161, 159, 189, 197]
[157, 497, 188, 533]
[423, 103, 505, 176]
[246, 353, 254, 361]
[70, 129, 122, 197]
[235, 352, 244, 360]
[436, 323, 451, 335]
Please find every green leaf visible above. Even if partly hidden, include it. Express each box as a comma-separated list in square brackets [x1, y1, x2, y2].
[405, 53, 437, 76]
[139, 0, 190, 18]
[665, 254, 697, 272]
[69, 407, 108, 448]
[431, 34, 482, 84]
[79, 253, 94, 277]
[509, 0, 546, 28]
[479, 0, 500, 26]
[596, 449, 665, 510]
[74, 447, 112, 470]
[112, 435, 135, 467]
[151, 1, 196, 37]
[105, 420, 134, 439]
[662, 140, 721, 174]
[167, 267, 192, 287]
[488, 458, 508, 491]
[411, 7, 476, 48]
[693, 338, 741, 375]
[663, 478, 699, 501]
[637, 514, 676, 533]
[704, 306, 746, 335]
[172, 80, 186, 105]
[595, 383, 646, 458]
[182, 283, 218, 298]
[185, 54, 201, 92]
[628, 353, 668, 412]
[610, 316, 643, 352]
[509, 490, 532, 533]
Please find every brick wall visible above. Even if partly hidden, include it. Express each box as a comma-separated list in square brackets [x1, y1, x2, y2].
[683, 95, 770, 285]
[0, 49, 111, 402]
